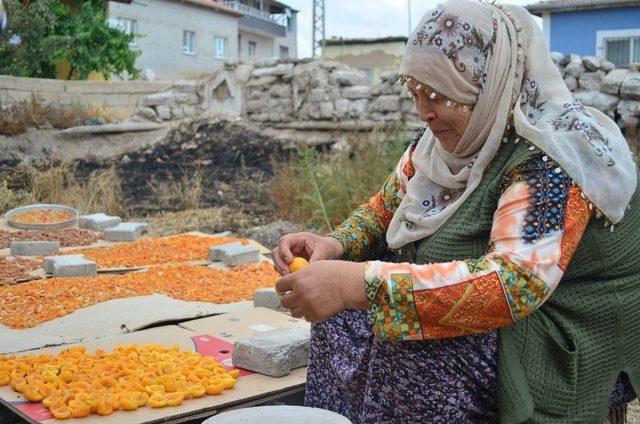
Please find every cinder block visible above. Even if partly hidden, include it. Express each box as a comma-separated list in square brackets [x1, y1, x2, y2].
[104, 223, 143, 242]
[253, 288, 283, 310]
[53, 258, 97, 278]
[221, 245, 261, 267]
[44, 254, 86, 274]
[10, 241, 60, 256]
[78, 213, 122, 231]
[208, 242, 243, 261]
[127, 222, 149, 234]
[232, 328, 310, 377]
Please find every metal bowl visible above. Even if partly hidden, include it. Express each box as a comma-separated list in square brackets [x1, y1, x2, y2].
[5, 204, 79, 230]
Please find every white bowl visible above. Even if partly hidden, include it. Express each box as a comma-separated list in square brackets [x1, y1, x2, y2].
[202, 406, 352, 424]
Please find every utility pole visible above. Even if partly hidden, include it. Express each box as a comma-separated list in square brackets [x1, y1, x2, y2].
[312, 0, 325, 58]
[408, 0, 412, 35]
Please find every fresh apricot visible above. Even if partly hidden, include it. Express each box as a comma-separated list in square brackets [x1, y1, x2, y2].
[289, 257, 309, 273]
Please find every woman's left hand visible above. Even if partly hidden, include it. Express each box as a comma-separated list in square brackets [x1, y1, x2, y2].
[275, 260, 368, 322]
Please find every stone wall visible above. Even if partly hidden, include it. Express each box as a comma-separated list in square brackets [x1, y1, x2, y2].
[0, 76, 173, 115]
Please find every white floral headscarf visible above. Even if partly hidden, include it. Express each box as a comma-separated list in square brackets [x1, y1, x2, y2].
[386, 0, 637, 249]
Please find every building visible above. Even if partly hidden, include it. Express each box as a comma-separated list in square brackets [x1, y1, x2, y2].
[526, 0, 640, 66]
[322, 36, 408, 84]
[108, 0, 297, 80]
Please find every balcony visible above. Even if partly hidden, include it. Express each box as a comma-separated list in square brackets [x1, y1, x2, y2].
[220, 1, 288, 38]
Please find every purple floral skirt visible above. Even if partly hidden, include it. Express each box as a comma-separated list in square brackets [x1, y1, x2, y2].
[304, 309, 635, 424]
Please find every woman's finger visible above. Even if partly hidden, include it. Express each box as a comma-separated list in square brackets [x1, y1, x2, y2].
[270, 247, 290, 276]
[277, 236, 295, 265]
[275, 274, 295, 296]
[279, 290, 298, 309]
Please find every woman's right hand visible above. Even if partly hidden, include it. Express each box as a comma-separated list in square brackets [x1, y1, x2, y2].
[271, 232, 344, 276]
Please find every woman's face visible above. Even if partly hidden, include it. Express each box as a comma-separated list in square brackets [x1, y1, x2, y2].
[407, 80, 473, 153]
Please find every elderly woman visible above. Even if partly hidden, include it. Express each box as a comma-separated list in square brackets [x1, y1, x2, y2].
[272, 0, 640, 422]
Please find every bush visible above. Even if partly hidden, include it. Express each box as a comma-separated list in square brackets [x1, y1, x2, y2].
[269, 125, 411, 233]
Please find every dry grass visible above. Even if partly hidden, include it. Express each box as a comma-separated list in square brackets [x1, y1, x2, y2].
[148, 169, 203, 211]
[143, 207, 256, 237]
[0, 95, 124, 136]
[0, 163, 126, 217]
[269, 126, 408, 233]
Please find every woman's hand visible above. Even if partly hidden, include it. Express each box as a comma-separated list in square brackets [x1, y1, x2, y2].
[275, 260, 368, 322]
[271, 232, 344, 276]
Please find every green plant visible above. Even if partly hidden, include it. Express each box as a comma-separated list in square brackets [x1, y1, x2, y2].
[0, 0, 140, 80]
[269, 125, 410, 232]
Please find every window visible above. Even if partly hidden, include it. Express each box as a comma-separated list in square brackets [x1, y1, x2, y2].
[214, 36, 229, 59]
[279, 46, 289, 59]
[183, 30, 195, 55]
[248, 41, 257, 59]
[116, 17, 137, 46]
[597, 29, 640, 67]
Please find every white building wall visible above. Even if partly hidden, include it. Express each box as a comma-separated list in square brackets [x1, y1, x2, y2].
[274, 13, 297, 59]
[108, 0, 239, 80]
[238, 30, 274, 62]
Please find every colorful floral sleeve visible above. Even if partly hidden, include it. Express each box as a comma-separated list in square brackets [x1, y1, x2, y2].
[365, 154, 593, 341]
[330, 129, 424, 261]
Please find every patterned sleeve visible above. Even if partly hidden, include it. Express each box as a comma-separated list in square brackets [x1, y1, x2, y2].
[330, 129, 424, 261]
[365, 153, 593, 341]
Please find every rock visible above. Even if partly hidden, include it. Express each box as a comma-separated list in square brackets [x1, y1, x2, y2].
[350, 99, 369, 116]
[582, 55, 603, 71]
[156, 105, 172, 121]
[44, 254, 86, 274]
[270, 84, 292, 98]
[208, 242, 244, 261]
[171, 106, 184, 119]
[240, 221, 304, 250]
[253, 287, 283, 310]
[617, 100, 640, 127]
[601, 61, 615, 73]
[143, 92, 176, 107]
[120, 155, 131, 164]
[630, 63, 640, 72]
[319, 101, 335, 119]
[368, 95, 401, 113]
[578, 71, 604, 91]
[564, 61, 585, 79]
[83, 117, 106, 126]
[232, 328, 311, 377]
[602, 69, 629, 95]
[621, 72, 640, 100]
[246, 75, 278, 88]
[329, 70, 369, 87]
[251, 63, 294, 78]
[335, 98, 350, 117]
[246, 99, 267, 113]
[174, 93, 199, 105]
[104, 223, 144, 242]
[380, 70, 399, 83]
[573, 90, 619, 114]
[137, 107, 159, 122]
[563, 75, 578, 91]
[342, 85, 372, 99]
[181, 105, 197, 117]
[10, 241, 60, 256]
[220, 245, 261, 267]
[53, 257, 97, 278]
[550, 51, 565, 63]
[173, 80, 198, 94]
[78, 213, 122, 231]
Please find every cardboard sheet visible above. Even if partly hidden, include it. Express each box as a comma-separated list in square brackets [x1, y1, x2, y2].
[0, 309, 308, 424]
[0, 295, 253, 354]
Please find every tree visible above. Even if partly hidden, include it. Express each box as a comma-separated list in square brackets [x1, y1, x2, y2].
[0, 0, 140, 80]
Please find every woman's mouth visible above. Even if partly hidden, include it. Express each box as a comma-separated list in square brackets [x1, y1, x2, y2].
[433, 128, 450, 137]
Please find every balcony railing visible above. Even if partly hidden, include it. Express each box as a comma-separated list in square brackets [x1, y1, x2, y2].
[220, 1, 288, 26]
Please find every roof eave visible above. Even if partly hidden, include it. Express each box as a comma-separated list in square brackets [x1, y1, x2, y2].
[526, 0, 640, 15]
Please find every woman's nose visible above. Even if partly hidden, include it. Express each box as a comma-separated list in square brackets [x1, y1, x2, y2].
[417, 100, 437, 123]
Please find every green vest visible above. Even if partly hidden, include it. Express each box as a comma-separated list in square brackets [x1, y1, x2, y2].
[397, 136, 640, 423]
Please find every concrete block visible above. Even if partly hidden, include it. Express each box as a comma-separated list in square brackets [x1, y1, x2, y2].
[127, 222, 149, 234]
[78, 213, 122, 231]
[208, 242, 243, 261]
[253, 287, 283, 310]
[52, 257, 97, 278]
[104, 223, 143, 242]
[232, 328, 310, 377]
[44, 254, 86, 274]
[220, 245, 261, 267]
[10, 241, 60, 256]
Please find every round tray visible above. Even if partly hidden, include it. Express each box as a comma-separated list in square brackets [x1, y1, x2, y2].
[5, 204, 79, 230]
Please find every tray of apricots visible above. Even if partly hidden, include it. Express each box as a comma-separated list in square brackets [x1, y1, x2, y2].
[5, 205, 79, 231]
[0, 343, 238, 421]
